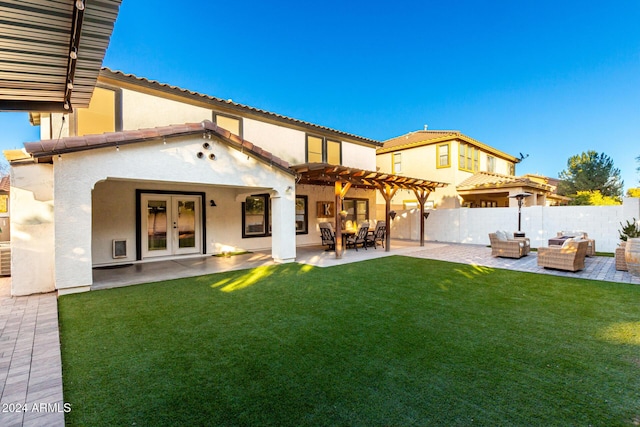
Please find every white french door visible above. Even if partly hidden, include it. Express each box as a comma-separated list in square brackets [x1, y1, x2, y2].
[142, 194, 202, 258]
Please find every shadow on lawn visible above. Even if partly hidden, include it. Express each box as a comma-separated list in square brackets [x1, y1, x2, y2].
[208, 263, 315, 292]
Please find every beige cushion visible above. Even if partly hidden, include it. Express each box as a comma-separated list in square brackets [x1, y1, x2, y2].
[561, 237, 575, 248]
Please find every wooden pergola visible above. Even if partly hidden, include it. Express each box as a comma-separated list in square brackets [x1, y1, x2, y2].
[291, 163, 448, 258]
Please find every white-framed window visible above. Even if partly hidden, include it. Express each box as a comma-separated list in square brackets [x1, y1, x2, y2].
[393, 152, 402, 174]
[487, 155, 496, 173]
[437, 143, 450, 168]
[459, 142, 479, 172]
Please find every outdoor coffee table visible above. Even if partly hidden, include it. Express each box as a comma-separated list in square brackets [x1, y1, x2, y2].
[548, 235, 574, 246]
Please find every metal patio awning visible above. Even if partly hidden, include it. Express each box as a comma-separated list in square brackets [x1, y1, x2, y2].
[0, 0, 122, 112]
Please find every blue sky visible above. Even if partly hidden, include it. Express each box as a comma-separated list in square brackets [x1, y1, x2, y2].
[1, 0, 639, 189]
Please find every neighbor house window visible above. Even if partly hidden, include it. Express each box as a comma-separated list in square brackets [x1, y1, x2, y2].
[459, 142, 479, 172]
[214, 113, 242, 138]
[487, 155, 496, 173]
[508, 163, 515, 176]
[306, 135, 342, 164]
[393, 152, 402, 174]
[437, 143, 450, 168]
[295, 195, 308, 234]
[242, 194, 270, 237]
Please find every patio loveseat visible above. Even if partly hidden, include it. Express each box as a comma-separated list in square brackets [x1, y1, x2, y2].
[489, 231, 530, 259]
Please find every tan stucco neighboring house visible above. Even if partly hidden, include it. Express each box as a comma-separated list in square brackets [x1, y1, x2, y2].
[456, 172, 558, 208]
[377, 129, 526, 209]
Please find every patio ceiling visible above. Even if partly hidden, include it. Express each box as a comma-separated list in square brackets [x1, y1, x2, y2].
[0, 0, 122, 112]
[291, 163, 448, 193]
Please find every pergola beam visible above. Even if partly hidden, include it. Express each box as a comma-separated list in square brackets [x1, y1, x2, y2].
[290, 163, 447, 257]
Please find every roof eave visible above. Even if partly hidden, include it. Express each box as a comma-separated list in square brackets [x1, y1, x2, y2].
[98, 68, 381, 148]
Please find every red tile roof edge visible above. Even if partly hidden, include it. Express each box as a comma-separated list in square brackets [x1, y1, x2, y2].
[23, 121, 293, 175]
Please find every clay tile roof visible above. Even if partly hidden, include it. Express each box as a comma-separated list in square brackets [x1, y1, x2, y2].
[378, 129, 519, 162]
[22, 120, 293, 175]
[380, 130, 462, 152]
[456, 171, 553, 192]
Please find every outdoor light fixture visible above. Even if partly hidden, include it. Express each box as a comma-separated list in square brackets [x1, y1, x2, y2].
[210, 200, 217, 207]
[67, 80, 73, 90]
[423, 212, 430, 220]
[389, 210, 397, 220]
[75, 0, 85, 10]
[69, 47, 78, 59]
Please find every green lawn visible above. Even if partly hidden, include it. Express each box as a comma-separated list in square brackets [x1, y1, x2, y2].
[58, 257, 640, 426]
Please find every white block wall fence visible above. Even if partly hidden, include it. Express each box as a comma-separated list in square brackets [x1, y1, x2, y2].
[388, 198, 640, 254]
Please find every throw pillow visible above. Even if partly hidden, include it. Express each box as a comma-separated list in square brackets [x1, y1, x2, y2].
[496, 230, 507, 241]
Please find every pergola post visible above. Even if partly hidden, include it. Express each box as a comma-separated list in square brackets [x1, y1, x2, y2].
[377, 183, 397, 252]
[334, 180, 351, 259]
[413, 188, 431, 247]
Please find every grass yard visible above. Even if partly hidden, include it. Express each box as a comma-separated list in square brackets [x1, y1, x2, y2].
[59, 257, 640, 426]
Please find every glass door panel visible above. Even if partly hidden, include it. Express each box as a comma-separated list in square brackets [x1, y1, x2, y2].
[142, 194, 201, 258]
[174, 197, 200, 254]
[146, 198, 169, 256]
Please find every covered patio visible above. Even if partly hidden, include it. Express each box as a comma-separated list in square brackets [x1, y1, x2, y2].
[92, 239, 424, 290]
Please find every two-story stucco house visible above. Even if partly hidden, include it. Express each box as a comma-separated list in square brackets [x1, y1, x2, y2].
[377, 129, 555, 209]
[9, 69, 445, 296]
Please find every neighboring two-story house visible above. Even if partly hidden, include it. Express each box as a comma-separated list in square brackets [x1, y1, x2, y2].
[9, 68, 445, 296]
[377, 129, 555, 209]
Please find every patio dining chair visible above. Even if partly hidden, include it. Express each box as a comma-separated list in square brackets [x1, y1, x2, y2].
[319, 222, 336, 250]
[346, 222, 370, 251]
[366, 221, 386, 249]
